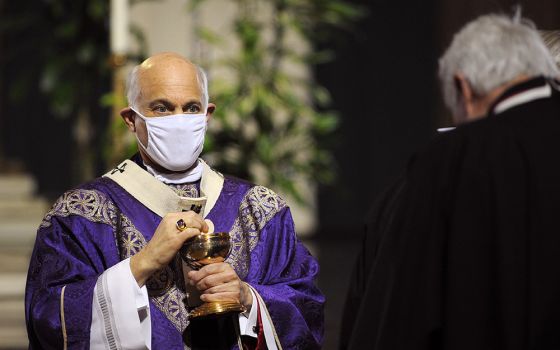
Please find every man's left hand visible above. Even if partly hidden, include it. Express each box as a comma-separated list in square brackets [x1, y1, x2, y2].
[187, 263, 253, 311]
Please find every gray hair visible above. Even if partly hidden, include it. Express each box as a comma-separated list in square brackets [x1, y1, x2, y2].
[439, 14, 559, 118]
[540, 30, 560, 68]
[126, 63, 209, 111]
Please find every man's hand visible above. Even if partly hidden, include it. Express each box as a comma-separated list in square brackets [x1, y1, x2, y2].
[131, 211, 208, 286]
[187, 263, 253, 311]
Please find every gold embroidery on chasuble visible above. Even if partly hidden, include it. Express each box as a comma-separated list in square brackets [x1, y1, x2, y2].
[38, 188, 189, 332]
[226, 186, 287, 279]
[118, 215, 147, 258]
[40, 189, 118, 229]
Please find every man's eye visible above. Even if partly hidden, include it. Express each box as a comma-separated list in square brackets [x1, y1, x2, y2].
[154, 106, 167, 113]
[186, 105, 201, 113]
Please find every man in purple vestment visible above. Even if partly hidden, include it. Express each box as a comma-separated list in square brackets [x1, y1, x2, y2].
[25, 52, 324, 349]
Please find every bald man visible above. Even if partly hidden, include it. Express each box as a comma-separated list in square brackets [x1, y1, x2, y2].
[25, 53, 324, 349]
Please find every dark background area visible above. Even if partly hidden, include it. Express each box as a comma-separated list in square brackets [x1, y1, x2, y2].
[316, 0, 437, 238]
[1, 1, 560, 349]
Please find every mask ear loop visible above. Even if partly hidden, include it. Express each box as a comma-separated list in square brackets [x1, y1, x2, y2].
[130, 106, 147, 120]
[130, 107, 151, 151]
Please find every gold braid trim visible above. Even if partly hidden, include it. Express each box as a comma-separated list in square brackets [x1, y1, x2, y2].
[226, 185, 287, 279]
[60, 285, 68, 350]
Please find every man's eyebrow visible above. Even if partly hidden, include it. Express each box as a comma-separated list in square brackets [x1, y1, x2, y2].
[182, 99, 202, 108]
[148, 99, 174, 108]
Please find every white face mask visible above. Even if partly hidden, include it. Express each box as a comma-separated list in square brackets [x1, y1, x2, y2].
[131, 107, 207, 172]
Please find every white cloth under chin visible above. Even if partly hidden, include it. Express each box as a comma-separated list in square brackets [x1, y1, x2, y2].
[145, 159, 204, 184]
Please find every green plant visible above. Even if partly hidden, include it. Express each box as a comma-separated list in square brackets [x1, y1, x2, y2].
[0, 0, 156, 181]
[192, 0, 363, 203]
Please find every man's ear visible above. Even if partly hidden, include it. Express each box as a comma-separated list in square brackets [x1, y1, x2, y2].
[205, 103, 216, 122]
[121, 107, 136, 132]
[454, 73, 474, 104]
[454, 73, 476, 118]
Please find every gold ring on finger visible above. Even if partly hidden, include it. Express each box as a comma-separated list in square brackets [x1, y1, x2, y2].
[176, 219, 188, 232]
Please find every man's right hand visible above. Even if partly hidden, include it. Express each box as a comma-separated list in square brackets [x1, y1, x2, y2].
[130, 211, 208, 287]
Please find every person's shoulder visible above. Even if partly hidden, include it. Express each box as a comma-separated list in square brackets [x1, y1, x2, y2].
[221, 173, 283, 203]
[223, 175, 288, 214]
[243, 184, 287, 208]
[403, 119, 501, 184]
[40, 176, 117, 229]
[239, 184, 290, 231]
[222, 173, 253, 189]
[406, 127, 466, 172]
[421, 116, 508, 158]
[59, 176, 115, 200]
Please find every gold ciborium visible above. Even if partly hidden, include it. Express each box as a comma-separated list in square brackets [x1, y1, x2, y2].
[179, 232, 246, 319]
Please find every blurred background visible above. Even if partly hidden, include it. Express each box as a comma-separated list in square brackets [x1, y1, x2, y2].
[0, 0, 559, 348]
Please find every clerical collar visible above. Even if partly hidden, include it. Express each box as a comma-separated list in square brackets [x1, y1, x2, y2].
[491, 76, 552, 115]
[129, 152, 203, 184]
[145, 159, 204, 184]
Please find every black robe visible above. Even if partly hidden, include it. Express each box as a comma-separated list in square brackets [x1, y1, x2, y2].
[341, 77, 560, 350]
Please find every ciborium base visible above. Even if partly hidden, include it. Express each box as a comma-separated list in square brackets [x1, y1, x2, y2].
[189, 301, 246, 319]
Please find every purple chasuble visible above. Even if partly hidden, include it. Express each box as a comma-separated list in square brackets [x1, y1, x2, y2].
[25, 159, 324, 349]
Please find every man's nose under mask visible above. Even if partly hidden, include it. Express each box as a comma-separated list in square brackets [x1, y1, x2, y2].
[131, 107, 207, 172]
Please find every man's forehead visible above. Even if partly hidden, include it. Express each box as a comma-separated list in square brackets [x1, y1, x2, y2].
[139, 81, 202, 103]
[138, 53, 196, 77]
[133, 54, 203, 103]
[138, 66, 200, 94]
[140, 79, 199, 89]
[138, 62, 197, 83]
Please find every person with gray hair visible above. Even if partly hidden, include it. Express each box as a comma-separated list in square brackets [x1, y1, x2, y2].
[25, 52, 324, 349]
[439, 14, 558, 123]
[341, 13, 560, 350]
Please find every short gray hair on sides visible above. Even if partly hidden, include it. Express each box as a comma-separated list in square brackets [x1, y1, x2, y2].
[439, 13, 559, 118]
[195, 65, 209, 111]
[126, 64, 142, 109]
[540, 30, 560, 68]
[125, 61, 210, 111]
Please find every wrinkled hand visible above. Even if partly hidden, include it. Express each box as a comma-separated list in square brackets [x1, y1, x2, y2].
[187, 263, 253, 311]
[131, 211, 208, 286]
